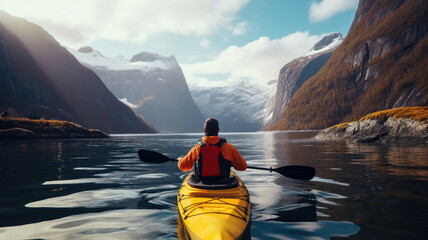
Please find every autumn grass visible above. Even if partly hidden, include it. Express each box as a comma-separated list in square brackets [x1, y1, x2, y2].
[359, 106, 428, 122]
[0, 117, 109, 138]
[0, 117, 84, 130]
[328, 107, 428, 129]
[329, 122, 353, 129]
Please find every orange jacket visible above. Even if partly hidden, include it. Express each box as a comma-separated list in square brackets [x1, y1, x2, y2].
[178, 136, 247, 172]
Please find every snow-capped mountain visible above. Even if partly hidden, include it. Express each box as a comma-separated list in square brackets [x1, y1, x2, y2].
[263, 33, 343, 128]
[0, 11, 156, 134]
[190, 33, 343, 132]
[190, 80, 276, 132]
[69, 47, 204, 133]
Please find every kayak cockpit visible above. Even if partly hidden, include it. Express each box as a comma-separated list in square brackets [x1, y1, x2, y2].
[186, 173, 240, 190]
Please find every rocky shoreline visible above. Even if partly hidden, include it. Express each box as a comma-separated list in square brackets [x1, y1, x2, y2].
[0, 118, 109, 139]
[315, 107, 428, 144]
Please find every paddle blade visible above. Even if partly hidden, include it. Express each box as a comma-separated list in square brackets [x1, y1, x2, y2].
[274, 165, 316, 180]
[138, 149, 175, 164]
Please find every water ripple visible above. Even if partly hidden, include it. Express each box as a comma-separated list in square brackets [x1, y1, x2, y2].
[311, 176, 350, 186]
[25, 189, 140, 208]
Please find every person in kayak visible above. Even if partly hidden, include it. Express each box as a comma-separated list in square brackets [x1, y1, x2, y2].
[178, 118, 247, 183]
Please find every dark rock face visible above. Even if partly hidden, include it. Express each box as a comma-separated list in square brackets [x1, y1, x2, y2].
[0, 11, 156, 133]
[271, 0, 428, 130]
[263, 50, 334, 127]
[315, 118, 428, 144]
[263, 33, 342, 128]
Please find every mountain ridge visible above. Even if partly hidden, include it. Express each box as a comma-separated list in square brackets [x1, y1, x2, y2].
[0, 10, 156, 133]
[263, 32, 343, 128]
[270, 0, 428, 130]
[70, 47, 204, 133]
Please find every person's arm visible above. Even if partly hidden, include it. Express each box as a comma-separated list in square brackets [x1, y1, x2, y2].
[178, 144, 201, 171]
[221, 143, 247, 170]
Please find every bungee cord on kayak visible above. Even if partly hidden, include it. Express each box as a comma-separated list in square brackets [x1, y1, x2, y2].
[178, 194, 250, 221]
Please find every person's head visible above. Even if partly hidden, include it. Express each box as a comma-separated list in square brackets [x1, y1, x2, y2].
[204, 118, 219, 136]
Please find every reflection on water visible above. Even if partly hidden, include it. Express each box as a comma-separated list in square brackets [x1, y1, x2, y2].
[0, 131, 427, 239]
[345, 143, 428, 180]
[0, 209, 176, 240]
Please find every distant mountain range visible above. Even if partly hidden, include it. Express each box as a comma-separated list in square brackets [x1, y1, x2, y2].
[69, 47, 204, 133]
[191, 33, 342, 132]
[190, 81, 276, 132]
[0, 11, 156, 133]
[268, 0, 428, 130]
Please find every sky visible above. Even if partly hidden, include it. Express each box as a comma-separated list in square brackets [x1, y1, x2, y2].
[0, 0, 358, 87]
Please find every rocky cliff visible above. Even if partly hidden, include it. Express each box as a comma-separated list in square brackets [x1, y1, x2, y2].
[270, 0, 428, 130]
[70, 48, 204, 133]
[0, 11, 157, 134]
[263, 33, 343, 127]
[315, 107, 428, 143]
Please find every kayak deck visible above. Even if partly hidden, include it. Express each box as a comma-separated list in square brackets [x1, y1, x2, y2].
[177, 173, 251, 240]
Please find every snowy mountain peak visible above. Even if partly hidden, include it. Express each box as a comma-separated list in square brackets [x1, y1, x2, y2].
[130, 52, 177, 66]
[78, 46, 104, 57]
[68, 48, 175, 71]
[78, 46, 94, 53]
[306, 32, 343, 56]
[310, 32, 343, 51]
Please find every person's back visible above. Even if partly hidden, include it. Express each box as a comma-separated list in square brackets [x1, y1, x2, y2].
[178, 118, 247, 183]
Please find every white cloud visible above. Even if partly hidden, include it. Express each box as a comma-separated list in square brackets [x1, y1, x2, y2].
[182, 31, 323, 87]
[200, 37, 212, 48]
[232, 21, 247, 35]
[0, 0, 249, 48]
[309, 0, 358, 22]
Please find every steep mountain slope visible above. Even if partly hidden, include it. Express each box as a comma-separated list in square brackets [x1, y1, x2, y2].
[0, 11, 156, 133]
[263, 33, 343, 127]
[70, 48, 204, 133]
[271, 0, 428, 130]
[190, 81, 275, 132]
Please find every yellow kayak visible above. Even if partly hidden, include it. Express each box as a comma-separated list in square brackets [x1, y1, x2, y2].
[177, 172, 251, 240]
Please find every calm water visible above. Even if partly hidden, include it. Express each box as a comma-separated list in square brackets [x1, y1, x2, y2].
[0, 131, 427, 239]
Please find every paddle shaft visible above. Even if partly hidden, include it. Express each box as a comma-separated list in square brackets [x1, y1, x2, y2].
[246, 165, 273, 172]
[138, 149, 315, 180]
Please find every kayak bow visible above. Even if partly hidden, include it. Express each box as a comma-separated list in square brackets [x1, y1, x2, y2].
[177, 172, 251, 240]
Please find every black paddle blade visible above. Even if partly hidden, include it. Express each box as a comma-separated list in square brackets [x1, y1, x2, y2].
[138, 149, 175, 164]
[274, 165, 316, 180]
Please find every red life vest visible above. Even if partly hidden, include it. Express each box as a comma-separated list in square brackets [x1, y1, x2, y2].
[194, 138, 231, 182]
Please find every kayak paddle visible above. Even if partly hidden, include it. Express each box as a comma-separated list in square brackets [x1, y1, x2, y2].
[137, 149, 315, 180]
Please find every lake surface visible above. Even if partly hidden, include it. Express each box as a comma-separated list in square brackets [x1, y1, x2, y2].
[0, 131, 427, 239]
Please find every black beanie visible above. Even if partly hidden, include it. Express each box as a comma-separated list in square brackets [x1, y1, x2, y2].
[204, 118, 219, 136]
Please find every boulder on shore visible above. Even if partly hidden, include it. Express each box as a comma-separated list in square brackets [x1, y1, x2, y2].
[0, 128, 36, 139]
[0, 118, 109, 139]
[315, 107, 428, 143]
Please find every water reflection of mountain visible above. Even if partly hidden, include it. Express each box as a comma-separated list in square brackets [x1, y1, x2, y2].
[258, 131, 318, 221]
